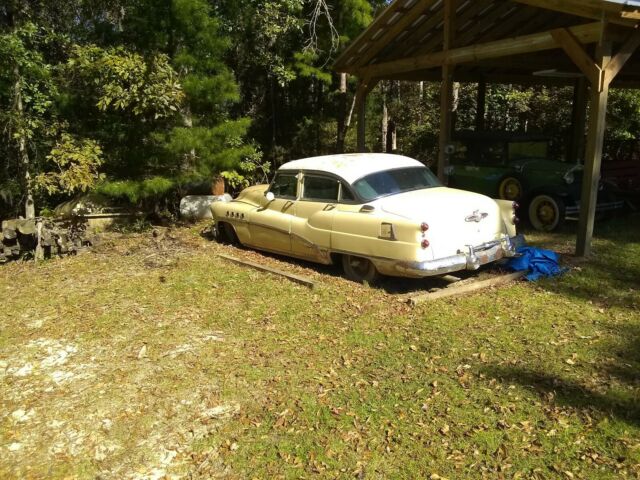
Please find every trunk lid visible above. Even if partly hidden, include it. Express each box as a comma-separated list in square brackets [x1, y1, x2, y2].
[379, 187, 506, 258]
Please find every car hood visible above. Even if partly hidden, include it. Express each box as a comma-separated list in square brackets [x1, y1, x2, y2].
[510, 158, 581, 175]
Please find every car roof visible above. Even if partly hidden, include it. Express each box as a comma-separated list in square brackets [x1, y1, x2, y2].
[278, 153, 423, 184]
[453, 130, 550, 142]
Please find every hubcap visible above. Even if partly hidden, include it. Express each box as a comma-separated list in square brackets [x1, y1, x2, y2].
[349, 257, 369, 276]
[537, 201, 556, 225]
[501, 179, 521, 200]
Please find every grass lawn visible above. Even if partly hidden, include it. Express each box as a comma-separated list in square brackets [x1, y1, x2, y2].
[1, 215, 639, 479]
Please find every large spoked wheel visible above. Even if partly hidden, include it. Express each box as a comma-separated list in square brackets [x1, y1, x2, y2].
[528, 194, 566, 232]
[342, 255, 380, 284]
[498, 176, 524, 202]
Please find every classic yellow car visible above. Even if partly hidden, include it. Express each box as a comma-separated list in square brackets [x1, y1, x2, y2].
[211, 154, 520, 283]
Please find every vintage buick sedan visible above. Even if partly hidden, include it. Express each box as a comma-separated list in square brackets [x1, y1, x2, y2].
[211, 154, 520, 283]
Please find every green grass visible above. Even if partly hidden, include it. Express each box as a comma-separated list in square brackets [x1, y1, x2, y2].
[0, 217, 639, 479]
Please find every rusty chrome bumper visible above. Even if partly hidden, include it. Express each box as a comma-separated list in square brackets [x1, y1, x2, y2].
[382, 234, 523, 278]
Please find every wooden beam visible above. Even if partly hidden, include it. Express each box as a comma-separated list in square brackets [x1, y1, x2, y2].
[408, 271, 525, 305]
[415, 0, 497, 57]
[334, 0, 405, 72]
[358, 0, 439, 67]
[604, 30, 640, 86]
[551, 28, 603, 89]
[576, 36, 612, 257]
[386, 69, 578, 86]
[358, 22, 604, 78]
[510, 0, 639, 26]
[218, 254, 316, 289]
[438, 0, 455, 184]
[355, 78, 379, 153]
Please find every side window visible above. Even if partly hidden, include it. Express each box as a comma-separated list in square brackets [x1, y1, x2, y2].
[478, 142, 507, 166]
[340, 183, 355, 202]
[450, 141, 468, 164]
[270, 173, 298, 199]
[302, 175, 339, 202]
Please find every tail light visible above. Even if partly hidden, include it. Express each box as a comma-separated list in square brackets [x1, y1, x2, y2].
[420, 222, 429, 233]
[421, 239, 430, 249]
[512, 202, 520, 210]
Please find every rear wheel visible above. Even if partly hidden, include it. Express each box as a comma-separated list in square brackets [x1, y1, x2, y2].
[498, 176, 524, 202]
[528, 194, 566, 231]
[342, 255, 380, 284]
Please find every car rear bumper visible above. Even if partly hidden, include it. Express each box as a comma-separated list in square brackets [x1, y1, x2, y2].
[377, 234, 524, 278]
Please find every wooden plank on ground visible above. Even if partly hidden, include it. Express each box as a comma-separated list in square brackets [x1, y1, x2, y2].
[218, 253, 316, 289]
[408, 271, 525, 306]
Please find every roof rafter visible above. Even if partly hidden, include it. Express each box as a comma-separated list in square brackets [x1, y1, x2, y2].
[511, 0, 639, 24]
[356, 22, 604, 78]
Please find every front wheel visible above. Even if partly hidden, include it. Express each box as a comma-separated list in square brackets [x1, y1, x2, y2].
[215, 222, 239, 244]
[528, 194, 566, 232]
[342, 255, 380, 284]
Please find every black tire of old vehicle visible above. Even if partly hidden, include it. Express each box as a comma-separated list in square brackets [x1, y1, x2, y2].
[342, 255, 380, 284]
[498, 175, 524, 202]
[528, 194, 566, 232]
[216, 222, 239, 244]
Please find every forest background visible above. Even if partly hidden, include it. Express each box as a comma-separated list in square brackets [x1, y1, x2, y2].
[2, 0, 640, 218]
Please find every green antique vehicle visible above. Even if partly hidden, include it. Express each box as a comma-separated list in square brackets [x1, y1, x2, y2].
[447, 131, 623, 231]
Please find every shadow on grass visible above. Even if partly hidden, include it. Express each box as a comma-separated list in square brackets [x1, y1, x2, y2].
[481, 322, 640, 427]
[481, 365, 640, 426]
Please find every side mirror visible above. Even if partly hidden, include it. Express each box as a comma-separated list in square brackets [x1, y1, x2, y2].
[265, 191, 275, 202]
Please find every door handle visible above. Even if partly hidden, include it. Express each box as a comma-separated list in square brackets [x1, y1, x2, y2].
[324, 204, 336, 211]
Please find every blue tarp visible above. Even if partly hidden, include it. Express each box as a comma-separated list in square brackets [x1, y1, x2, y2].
[507, 246, 567, 281]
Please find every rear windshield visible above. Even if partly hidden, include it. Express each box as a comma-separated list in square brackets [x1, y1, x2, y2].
[352, 167, 441, 202]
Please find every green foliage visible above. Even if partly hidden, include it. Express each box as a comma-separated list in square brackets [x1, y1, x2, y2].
[221, 149, 271, 190]
[4, 0, 640, 220]
[293, 51, 332, 84]
[68, 45, 184, 119]
[35, 134, 104, 195]
[97, 177, 176, 204]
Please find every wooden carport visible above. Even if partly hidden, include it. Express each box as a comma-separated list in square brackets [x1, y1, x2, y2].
[333, 0, 640, 257]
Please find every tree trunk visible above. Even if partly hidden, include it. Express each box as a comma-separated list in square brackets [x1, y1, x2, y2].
[181, 105, 196, 171]
[382, 94, 388, 153]
[336, 73, 347, 153]
[389, 121, 397, 152]
[14, 64, 34, 219]
[452, 81, 460, 133]
[270, 75, 277, 161]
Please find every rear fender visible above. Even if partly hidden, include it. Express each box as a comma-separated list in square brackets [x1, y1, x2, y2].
[494, 199, 517, 237]
[331, 212, 430, 262]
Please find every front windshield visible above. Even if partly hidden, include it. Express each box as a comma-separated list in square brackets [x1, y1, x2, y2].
[509, 141, 548, 160]
[352, 166, 441, 202]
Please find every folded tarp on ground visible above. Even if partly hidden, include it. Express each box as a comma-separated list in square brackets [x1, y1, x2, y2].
[507, 246, 567, 281]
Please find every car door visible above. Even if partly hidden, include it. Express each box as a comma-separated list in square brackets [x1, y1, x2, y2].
[290, 173, 340, 261]
[247, 171, 298, 253]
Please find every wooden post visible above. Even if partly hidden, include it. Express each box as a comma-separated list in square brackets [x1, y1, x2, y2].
[437, 0, 456, 183]
[357, 82, 367, 153]
[336, 73, 348, 153]
[476, 79, 486, 131]
[355, 78, 379, 153]
[569, 78, 588, 163]
[576, 36, 611, 257]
